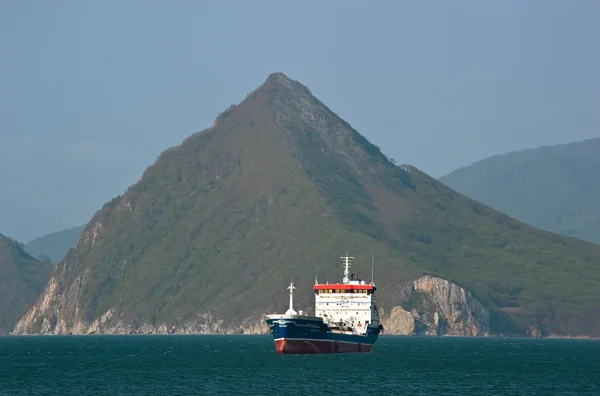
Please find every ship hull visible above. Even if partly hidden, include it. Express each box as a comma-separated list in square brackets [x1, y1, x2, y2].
[274, 338, 373, 354]
[265, 315, 381, 354]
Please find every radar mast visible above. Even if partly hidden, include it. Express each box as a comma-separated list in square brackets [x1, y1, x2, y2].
[341, 254, 354, 284]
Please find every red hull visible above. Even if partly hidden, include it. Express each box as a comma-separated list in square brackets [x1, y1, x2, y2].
[274, 338, 373, 354]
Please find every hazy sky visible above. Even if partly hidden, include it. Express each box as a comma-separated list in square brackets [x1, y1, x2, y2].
[1, 1, 599, 242]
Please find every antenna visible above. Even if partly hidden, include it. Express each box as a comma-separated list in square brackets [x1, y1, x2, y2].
[315, 265, 319, 285]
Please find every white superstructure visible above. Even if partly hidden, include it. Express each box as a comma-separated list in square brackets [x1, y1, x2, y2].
[312, 254, 380, 334]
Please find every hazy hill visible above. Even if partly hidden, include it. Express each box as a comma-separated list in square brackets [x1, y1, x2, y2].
[14, 73, 600, 337]
[440, 138, 600, 245]
[25, 225, 84, 264]
[0, 234, 52, 333]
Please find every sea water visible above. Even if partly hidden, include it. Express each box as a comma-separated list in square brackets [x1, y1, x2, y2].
[1, 335, 598, 395]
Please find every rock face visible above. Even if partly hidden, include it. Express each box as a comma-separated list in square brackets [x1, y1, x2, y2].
[381, 307, 416, 335]
[382, 276, 489, 336]
[17, 306, 269, 335]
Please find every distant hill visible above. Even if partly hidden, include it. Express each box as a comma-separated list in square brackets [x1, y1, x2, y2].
[13, 73, 600, 338]
[440, 138, 600, 245]
[0, 233, 52, 333]
[25, 225, 84, 264]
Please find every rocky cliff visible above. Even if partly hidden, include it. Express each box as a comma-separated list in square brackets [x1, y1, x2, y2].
[381, 276, 489, 336]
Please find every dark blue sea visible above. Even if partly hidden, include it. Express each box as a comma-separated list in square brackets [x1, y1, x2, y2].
[1, 335, 599, 395]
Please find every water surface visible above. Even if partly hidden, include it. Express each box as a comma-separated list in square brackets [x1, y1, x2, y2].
[1, 335, 598, 395]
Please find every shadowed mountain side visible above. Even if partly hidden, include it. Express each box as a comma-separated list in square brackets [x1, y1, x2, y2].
[0, 234, 52, 333]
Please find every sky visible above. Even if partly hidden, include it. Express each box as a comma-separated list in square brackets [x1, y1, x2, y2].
[1, 0, 599, 242]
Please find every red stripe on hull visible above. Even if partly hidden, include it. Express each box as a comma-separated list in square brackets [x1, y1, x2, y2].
[274, 339, 373, 354]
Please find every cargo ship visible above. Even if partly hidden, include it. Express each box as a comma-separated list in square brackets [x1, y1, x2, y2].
[265, 254, 384, 354]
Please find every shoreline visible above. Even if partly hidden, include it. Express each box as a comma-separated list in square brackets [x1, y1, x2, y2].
[2, 333, 599, 340]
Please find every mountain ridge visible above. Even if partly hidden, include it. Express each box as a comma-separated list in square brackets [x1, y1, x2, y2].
[24, 225, 84, 263]
[440, 137, 600, 245]
[448, 137, 600, 171]
[0, 233, 52, 333]
[13, 72, 600, 338]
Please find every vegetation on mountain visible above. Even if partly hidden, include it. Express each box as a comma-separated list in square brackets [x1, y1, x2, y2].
[440, 138, 600, 245]
[25, 225, 84, 264]
[0, 233, 51, 333]
[14, 73, 600, 337]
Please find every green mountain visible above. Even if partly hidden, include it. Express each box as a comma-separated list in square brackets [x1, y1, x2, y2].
[25, 225, 84, 264]
[440, 138, 600, 245]
[0, 234, 52, 333]
[13, 73, 600, 337]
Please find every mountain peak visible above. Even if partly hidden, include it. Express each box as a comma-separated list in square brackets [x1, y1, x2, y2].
[265, 71, 291, 82]
[253, 72, 313, 98]
[264, 72, 299, 87]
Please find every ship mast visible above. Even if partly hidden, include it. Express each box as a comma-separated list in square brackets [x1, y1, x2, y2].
[341, 254, 354, 284]
[285, 280, 297, 315]
[371, 255, 375, 286]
